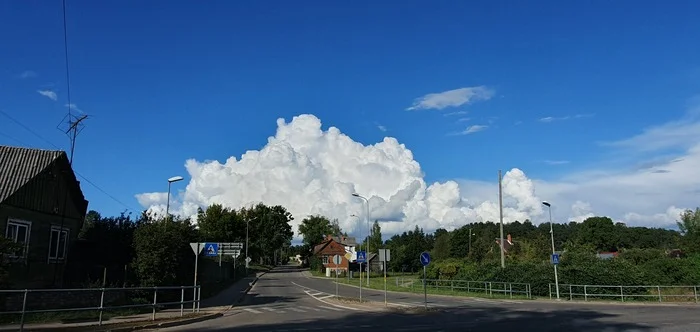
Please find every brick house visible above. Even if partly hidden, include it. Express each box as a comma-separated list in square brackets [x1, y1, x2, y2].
[313, 235, 356, 276]
[0, 145, 89, 288]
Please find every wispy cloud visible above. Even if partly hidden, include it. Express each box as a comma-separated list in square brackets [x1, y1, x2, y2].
[37, 90, 57, 101]
[456, 117, 471, 123]
[65, 103, 84, 114]
[543, 160, 570, 165]
[602, 97, 700, 153]
[538, 113, 594, 123]
[377, 124, 387, 132]
[444, 111, 468, 117]
[407, 86, 494, 111]
[450, 125, 488, 136]
[18, 70, 37, 79]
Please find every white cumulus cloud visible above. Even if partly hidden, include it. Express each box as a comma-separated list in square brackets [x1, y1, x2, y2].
[136, 113, 699, 242]
[406, 86, 494, 111]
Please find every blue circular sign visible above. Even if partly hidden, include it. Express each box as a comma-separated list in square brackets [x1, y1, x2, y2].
[420, 252, 431, 266]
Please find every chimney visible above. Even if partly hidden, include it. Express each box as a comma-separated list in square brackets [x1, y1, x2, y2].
[507, 234, 512, 244]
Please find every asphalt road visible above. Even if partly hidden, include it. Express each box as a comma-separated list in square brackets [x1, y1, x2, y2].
[157, 265, 700, 331]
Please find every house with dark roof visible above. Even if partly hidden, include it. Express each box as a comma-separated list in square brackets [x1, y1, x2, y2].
[0, 145, 89, 288]
[313, 235, 358, 276]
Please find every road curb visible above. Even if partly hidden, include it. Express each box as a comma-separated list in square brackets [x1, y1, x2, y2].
[106, 312, 224, 331]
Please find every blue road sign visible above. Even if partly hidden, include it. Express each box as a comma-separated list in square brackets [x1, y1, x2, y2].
[357, 251, 367, 263]
[204, 243, 219, 257]
[551, 253, 560, 265]
[420, 252, 431, 266]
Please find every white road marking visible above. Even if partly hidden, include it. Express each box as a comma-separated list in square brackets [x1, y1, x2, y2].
[318, 295, 335, 300]
[299, 305, 324, 312]
[323, 305, 342, 311]
[261, 307, 285, 313]
[242, 308, 263, 314]
[287, 307, 307, 313]
[310, 292, 325, 296]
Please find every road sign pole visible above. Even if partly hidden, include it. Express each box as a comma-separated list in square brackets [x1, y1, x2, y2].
[336, 267, 339, 299]
[359, 263, 363, 302]
[193, 243, 199, 312]
[384, 260, 387, 306]
[423, 265, 427, 309]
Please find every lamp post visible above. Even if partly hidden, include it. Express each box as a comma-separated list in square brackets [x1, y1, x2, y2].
[352, 193, 371, 287]
[468, 227, 476, 254]
[165, 176, 184, 219]
[350, 214, 362, 300]
[542, 201, 560, 300]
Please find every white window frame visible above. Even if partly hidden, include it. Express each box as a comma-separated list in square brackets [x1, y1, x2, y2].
[5, 219, 32, 259]
[322, 255, 329, 264]
[48, 226, 69, 262]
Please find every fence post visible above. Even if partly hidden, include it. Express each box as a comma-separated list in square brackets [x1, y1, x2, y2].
[549, 283, 552, 300]
[488, 282, 492, 297]
[620, 286, 624, 302]
[180, 287, 185, 317]
[451, 280, 454, 292]
[694, 286, 698, 303]
[467, 281, 470, 294]
[584, 285, 588, 302]
[569, 285, 572, 301]
[509, 283, 513, 299]
[98, 288, 106, 326]
[152, 288, 157, 321]
[657, 286, 662, 303]
[19, 289, 28, 332]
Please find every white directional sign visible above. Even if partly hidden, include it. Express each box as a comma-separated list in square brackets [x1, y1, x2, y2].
[378, 249, 391, 262]
[332, 255, 342, 265]
[245, 257, 252, 263]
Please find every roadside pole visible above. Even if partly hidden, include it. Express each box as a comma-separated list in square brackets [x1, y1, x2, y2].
[384, 260, 387, 306]
[379, 249, 390, 307]
[333, 255, 342, 299]
[359, 262, 363, 302]
[189, 243, 203, 312]
[419, 252, 431, 310]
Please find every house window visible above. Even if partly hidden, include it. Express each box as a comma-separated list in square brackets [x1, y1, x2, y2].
[49, 226, 69, 261]
[5, 220, 31, 258]
[322, 255, 329, 264]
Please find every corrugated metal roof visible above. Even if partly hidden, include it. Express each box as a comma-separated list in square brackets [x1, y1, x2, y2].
[0, 145, 64, 203]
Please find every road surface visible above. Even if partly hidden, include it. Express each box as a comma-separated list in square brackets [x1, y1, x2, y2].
[157, 265, 700, 331]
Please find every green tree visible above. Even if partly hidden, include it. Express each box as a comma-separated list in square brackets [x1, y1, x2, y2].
[362, 220, 383, 252]
[432, 231, 451, 261]
[298, 215, 333, 249]
[242, 203, 294, 265]
[575, 216, 620, 252]
[678, 208, 700, 253]
[132, 215, 197, 286]
[197, 204, 244, 242]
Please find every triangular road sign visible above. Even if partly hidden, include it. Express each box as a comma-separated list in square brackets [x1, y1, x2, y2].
[190, 243, 203, 255]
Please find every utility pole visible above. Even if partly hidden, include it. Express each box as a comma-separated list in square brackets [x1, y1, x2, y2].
[498, 170, 505, 269]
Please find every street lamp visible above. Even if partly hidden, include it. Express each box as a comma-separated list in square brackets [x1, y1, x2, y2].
[542, 201, 560, 300]
[352, 193, 371, 287]
[165, 176, 184, 219]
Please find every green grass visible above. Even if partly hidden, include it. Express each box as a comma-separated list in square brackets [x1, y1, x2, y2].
[331, 276, 533, 301]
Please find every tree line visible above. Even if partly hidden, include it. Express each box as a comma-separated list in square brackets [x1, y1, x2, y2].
[34, 203, 294, 289]
[296, 208, 700, 295]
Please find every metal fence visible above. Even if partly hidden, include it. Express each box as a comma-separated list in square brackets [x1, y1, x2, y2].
[0, 285, 201, 331]
[549, 283, 700, 303]
[395, 277, 532, 299]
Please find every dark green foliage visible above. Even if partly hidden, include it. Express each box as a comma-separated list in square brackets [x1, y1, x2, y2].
[132, 217, 198, 286]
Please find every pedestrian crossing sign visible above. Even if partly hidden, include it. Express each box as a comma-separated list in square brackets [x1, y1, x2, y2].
[204, 243, 219, 257]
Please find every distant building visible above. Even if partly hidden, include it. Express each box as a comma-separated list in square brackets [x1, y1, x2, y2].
[494, 234, 516, 253]
[313, 235, 357, 276]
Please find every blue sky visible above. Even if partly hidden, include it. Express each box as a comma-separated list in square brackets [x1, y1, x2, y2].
[2, 1, 699, 230]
